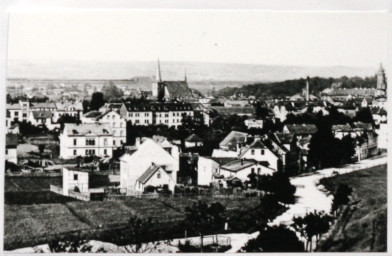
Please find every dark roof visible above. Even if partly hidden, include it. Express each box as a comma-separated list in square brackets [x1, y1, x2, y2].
[161, 81, 193, 98]
[6, 134, 18, 147]
[64, 123, 112, 136]
[210, 107, 254, 116]
[204, 157, 237, 165]
[221, 159, 257, 172]
[32, 111, 52, 119]
[219, 131, 248, 150]
[84, 111, 103, 118]
[284, 124, 318, 135]
[275, 133, 294, 144]
[137, 165, 163, 184]
[185, 133, 203, 142]
[31, 102, 56, 109]
[123, 102, 193, 112]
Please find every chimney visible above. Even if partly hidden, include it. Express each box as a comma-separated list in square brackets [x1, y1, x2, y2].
[306, 76, 310, 102]
[135, 137, 141, 148]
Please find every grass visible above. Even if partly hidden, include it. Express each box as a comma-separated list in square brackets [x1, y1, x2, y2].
[4, 196, 261, 250]
[318, 164, 387, 252]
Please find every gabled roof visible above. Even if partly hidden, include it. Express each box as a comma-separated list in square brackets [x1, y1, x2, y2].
[221, 159, 257, 172]
[32, 111, 53, 119]
[137, 164, 163, 184]
[162, 81, 193, 98]
[284, 124, 318, 135]
[219, 131, 248, 150]
[203, 157, 237, 166]
[83, 111, 103, 118]
[275, 133, 295, 145]
[31, 102, 56, 109]
[64, 123, 112, 136]
[185, 133, 203, 142]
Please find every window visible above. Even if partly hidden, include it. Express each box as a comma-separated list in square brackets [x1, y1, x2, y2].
[73, 139, 77, 145]
[145, 113, 149, 117]
[120, 123, 122, 128]
[135, 120, 139, 124]
[165, 120, 168, 124]
[15, 111, 19, 116]
[257, 168, 261, 173]
[129, 113, 133, 117]
[23, 113, 27, 118]
[120, 130, 123, 136]
[251, 149, 255, 155]
[6, 149, 8, 155]
[157, 172, 161, 179]
[86, 139, 95, 145]
[144, 120, 149, 124]
[85, 149, 95, 155]
[104, 149, 107, 155]
[74, 174, 78, 180]
[104, 138, 108, 145]
[6, 110, 10, 118]
[261, 149, 265, 155]
[251, 168, 255, 173]
[165, 114, 169, 117]
[113, 140, 116, 145]
[73, 149, 77, 155]
[135, 113, 140, 117]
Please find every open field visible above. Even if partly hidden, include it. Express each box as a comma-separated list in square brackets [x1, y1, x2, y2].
[318, 164, 387, 252]
[4, 196, 260, 250]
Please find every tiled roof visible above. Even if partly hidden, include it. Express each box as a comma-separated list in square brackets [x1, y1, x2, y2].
[31, 102, 56, 109]
[32, 111, 53, 119]
[204, 157, 237, 165]
[353, 122, 373, 131]
[185, 133, 203, 142]
[219, 131, 248, 150]
[210, 107, 254, 116]
[221, 159, 257, 172]
[137, 164, 163, 184]
[83, 111, 102, 118]
[64, 123, 112, 136]
[161, 81, 193, 98]
[123, 102, 193, 112]
[285, 124, 318, 135]
[275, 133, 294, 144]
[6, 103, 21, 110]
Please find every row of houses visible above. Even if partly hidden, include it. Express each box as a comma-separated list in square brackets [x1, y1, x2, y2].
[6, 100, 83, 132]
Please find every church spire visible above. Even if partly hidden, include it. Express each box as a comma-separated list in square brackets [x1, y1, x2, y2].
[184, 68, 187, 82]
[156, 59, 162, 82]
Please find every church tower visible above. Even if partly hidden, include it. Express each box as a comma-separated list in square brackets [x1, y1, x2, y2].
[152, 59, 163, 98]
[376, 63, 387, 96]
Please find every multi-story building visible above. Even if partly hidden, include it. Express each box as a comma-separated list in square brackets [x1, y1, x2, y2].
[59, 123, 113, 159]
[82, 110, 127, 146]
[53, 101, 83, 122]
[6, 101, 30, 130]
[120, 102, 194, 128]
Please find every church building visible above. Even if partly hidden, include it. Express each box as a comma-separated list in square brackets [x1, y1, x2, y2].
[152, 60, 194, 101]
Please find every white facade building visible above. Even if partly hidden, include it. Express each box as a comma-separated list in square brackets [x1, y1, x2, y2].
[59, 123, 113, 159]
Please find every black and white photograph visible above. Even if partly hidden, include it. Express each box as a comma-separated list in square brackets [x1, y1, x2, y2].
[1, 1, 390, 254]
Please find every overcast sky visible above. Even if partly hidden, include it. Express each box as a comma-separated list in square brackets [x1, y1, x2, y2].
[7, 10, 390, 67]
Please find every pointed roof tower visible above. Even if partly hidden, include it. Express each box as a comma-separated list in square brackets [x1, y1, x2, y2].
[184, 68, 187, 82]
[156, 59, 162, 82]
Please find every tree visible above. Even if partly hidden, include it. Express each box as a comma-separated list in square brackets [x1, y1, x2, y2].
[102, 81, 124, 102]
[242, 225, 305, 252]
[183, 201, 226, 252]
[354, 107, 375, 126]
[291, 210, 334, 251]
[207, 202, 226, 243]
[331, 183, 352, 216]
[340, 135, 356, 163]
[82, 100, 90, 113]
[90, 92, 105, 111]
[114, 216, 160, 253]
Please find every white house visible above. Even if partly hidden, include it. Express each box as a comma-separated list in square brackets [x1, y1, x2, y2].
[82, 110, 127, 147]
[28, 111, 60, 130]
[53, 101, 83, 122]
[244, 119, 264, 129]
[184, 134, 203, 148]
[120, 138, 179, 194]
[134, 164, 176, 193]
[62, 167, 89, 196]
[220, 159, 274, 182]
[59, 123, 113, 159]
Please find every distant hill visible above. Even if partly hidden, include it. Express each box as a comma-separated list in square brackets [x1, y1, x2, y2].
[7, 60, 377, 93]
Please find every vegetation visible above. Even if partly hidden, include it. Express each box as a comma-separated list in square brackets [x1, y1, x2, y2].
[101, 81, 124, 102]
[291, 210, 334, 251]
[89, 92, 105, 111]
[242, 225, 305, 252]
[318, 164, 387, 252]
[214, 76, 376, 99]
[184, 201, 226, 252]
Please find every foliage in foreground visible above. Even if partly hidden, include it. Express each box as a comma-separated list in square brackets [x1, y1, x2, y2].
[242, 225, 305, 252]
